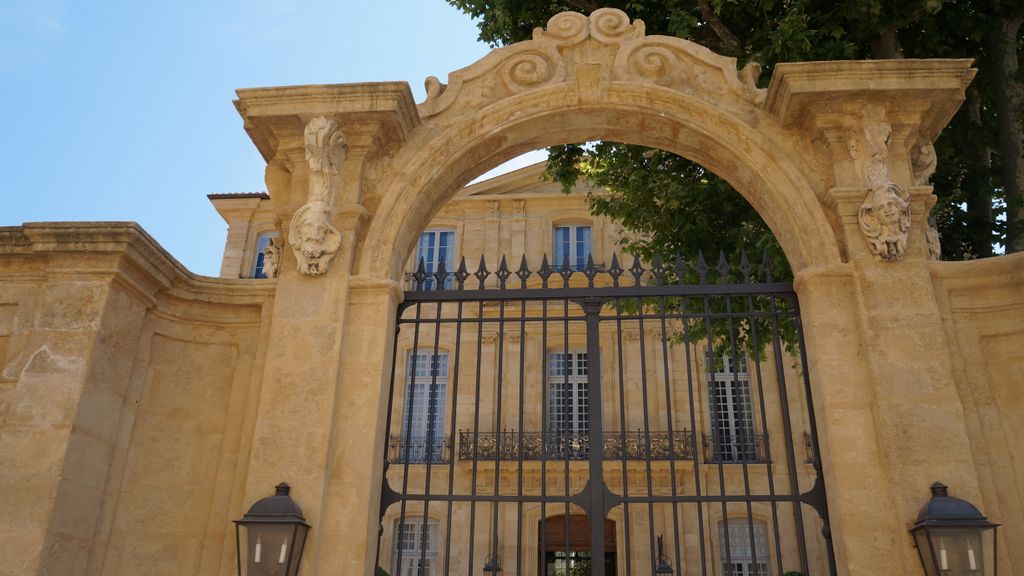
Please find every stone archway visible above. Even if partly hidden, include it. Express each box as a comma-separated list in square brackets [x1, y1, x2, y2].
[355, 8, 843, 281]
[230, 9, 987, 576]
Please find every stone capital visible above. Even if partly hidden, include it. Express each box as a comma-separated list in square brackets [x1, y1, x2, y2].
[766, 59, 975, 188]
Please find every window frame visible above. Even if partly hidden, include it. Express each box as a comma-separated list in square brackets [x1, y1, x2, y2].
[552, 224, 592, 271]
[251, 231, 279, 279]
[415, 229, 457, 289]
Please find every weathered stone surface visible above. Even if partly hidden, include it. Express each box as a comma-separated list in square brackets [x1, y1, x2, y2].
[0, 8, 1020, 576]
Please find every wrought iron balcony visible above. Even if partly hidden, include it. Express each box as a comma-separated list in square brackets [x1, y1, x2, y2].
[457, 430, 696, 461]
[701, 432, 768, 464]
[387, 435, 451, 464]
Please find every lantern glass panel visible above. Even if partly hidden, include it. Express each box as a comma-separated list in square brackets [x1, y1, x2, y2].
[917, 527, 996, 576]
[238, 523, 298, 576]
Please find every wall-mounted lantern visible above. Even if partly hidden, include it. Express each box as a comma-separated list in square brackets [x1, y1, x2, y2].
[235, 483, 310, 576]
[655, 534, 674, 575]
[910, 482, 998, 576]
[483, 552, 502, 576]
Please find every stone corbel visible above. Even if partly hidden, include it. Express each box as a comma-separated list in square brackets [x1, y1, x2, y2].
[290, 116, 347, 276]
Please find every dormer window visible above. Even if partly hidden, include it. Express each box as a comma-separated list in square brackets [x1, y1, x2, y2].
[553, 225, 591, 270]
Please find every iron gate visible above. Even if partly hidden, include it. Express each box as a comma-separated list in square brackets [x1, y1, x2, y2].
[378, 253, 836, 576]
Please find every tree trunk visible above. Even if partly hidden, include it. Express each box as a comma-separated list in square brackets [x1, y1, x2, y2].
[988, 13, 1024, 252]
[960, 86, 995, 259]
[871, 29, 904, 58]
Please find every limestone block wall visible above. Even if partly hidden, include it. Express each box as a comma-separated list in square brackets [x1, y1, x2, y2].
[0, 223, 274, 576]
[931, 252, 1024, 573]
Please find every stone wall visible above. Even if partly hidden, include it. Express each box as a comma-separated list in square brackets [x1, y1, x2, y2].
[0, 223, 273, 576]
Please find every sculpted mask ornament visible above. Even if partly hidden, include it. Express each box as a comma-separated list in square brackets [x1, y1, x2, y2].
[262, 236, 281, 279]
[855, 116, 914, 261]
[289, 201, 342, 276]
[859, 183, 911, 261]
[291, 116, 346, 276]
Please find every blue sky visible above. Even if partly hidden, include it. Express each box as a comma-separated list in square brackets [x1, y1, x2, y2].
[0, 0, 545, 276]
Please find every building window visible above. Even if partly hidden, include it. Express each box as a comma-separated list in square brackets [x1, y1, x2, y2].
[394, 519, 439, 576]
[252, 232, 278, 278]
[718, 519, 770, 576]
[547, 352, 589, 457]
[707, 352, 758, 463]
[400, 352, 448, 463]
[553, 225, 591, 270]
[416, 230, 456, 289]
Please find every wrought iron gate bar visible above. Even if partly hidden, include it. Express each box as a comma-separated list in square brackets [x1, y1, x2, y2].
[379, 252, 836, 576]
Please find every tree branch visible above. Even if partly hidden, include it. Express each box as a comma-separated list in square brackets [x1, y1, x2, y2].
[695, 0, 742, 55]
[565, 0, 600, 12]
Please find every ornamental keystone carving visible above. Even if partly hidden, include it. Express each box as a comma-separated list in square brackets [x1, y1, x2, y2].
[262, 236, 281, 279]
[419, 8, 766, 120]
[291, 116, 346, 276]
[856, 116, 912, 261]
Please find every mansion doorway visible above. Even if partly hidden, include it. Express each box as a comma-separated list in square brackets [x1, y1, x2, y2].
[542, 515, 616, 576]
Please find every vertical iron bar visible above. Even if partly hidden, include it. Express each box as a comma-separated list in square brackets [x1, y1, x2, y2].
[794, 305, 838, 575]
[614, 298, 633, 576]
[377, 311, 405, 572]
[443, 299, 466, 576]
[745, 291, 784, 576]
[657, 295, 683, 575]
[701, 291, 733, 575]
[768, 295, 810, 575]
[582, 297, 606, 576]
[421, 301, 446, 574]
[491, 298, 508, 566]
[634, 294, 657, 574]
[397, 301, 425, 576]
[466, 295, 487, 576]
[679, 303, 708, 574]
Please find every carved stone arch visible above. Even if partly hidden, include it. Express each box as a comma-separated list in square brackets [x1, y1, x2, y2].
[356, 9, 844, 281]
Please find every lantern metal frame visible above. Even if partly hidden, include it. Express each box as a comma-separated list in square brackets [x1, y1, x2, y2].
[910, 482, 999, 576]
[483, 552, 503, 576]
[234, 483, 311, 576]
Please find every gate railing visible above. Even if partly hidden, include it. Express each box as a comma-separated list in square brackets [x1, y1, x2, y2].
[701, 432, 769, 463]
[457, 430, 696, 461]
[387, 434, 451, 464]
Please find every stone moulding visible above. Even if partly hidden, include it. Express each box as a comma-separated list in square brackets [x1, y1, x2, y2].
[418, 8, 765, 120]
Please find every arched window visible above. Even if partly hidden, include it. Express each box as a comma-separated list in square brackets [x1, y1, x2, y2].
[718, 519, 769, 576]
[252, 232, 278, 278]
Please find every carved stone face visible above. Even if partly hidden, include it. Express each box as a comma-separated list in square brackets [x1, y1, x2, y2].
[875, 196, 903, 226]
[289, 201, 342, 276]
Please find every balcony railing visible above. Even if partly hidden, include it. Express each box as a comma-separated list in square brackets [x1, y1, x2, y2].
[457, 430, 696, 461]
[701, 432, 768, 464]
[387, 435, 451, 464]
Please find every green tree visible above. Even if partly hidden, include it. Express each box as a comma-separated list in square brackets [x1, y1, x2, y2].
[448, 0, 1024, 259]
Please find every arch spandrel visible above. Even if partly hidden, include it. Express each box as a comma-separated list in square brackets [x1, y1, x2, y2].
[358, 8, 843, 280]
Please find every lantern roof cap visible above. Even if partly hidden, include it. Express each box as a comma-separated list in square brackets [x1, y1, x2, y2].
[236, 483, 309, 525]
[912, 482, 999, 529]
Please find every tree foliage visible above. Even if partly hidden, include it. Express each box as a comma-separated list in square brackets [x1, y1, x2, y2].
[448, 0, 1024, 260]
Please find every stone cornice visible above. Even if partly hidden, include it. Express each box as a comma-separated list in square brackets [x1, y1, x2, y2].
[766, 59, 976, 140]
[234, 83, 421, 163]
[1, 222, 275, 308]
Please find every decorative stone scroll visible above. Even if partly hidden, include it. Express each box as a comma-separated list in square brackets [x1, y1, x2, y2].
[856, 117, 912, 261]
[290, 116, 346, 276]
[419, 8, 766, 119]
